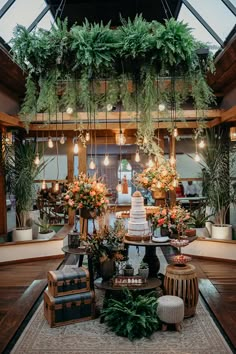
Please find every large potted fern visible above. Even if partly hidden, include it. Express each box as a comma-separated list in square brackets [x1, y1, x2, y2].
[4, 137, 46, 241]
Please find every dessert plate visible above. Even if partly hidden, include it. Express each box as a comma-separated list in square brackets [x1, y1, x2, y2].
[152, 236, 169, 243]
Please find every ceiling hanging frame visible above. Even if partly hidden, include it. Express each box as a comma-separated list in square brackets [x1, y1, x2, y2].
[182, 0, 224, 47]
[0, 0, 16, 20]
[27, 4, 51, 32]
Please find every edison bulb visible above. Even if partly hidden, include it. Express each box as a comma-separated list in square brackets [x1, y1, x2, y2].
[34, 153, 40, 165]
[135, 151, 140, 162]
[194, 152, 200, 162]
[48, 136, 53, 148]
[60, 133, 65, 144]
[199, 140, 205, 148]
[89, 159, 96, 169]
[107, 104, 113, 112]
[54, 181, 59, 192]
[41, 180, 46, 190]
[104, 155, 109, 166]
[85, 131, 90, 141]
[173, 127, 178, 138]
[116, 181, 122, 192]
[158, 103, 165, 112]
[66, 107, 73, 115]
[74, 142, 79, 154]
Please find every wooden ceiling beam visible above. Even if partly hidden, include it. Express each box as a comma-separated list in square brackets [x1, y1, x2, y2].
[0, 112, 23, 127]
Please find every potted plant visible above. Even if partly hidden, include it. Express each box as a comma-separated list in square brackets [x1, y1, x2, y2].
[34, 214, 55, 240]
[101, 288, 160, 340]
[138, 261, 149, 279]
[3, 137, 46, 241]
[123, 263, 134, 276]
[190, 206, 214, 237]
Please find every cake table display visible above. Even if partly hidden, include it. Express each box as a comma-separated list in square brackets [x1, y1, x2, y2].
[126, 191, 151, 241]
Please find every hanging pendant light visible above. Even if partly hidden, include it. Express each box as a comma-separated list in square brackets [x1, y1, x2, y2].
[104, 154, 110, 166]
[73, 138, 79, 154]
[199, 139, 205, 148]
[42, 179, 46, 190]
[116, 130, 126, 145]
[135, 150, 140, 162]
[66, 107, 73, 115]
[89, 159, 96, 169]
[116, 181, 122, 192]
[48, 136, 53, 148]
[158, 103, 165, 112]
[54, 181, 59, 192]
[194, 152, 200, 162]
[60, 133, 65, 145]
[34, 153, 40, 165]
[173, 127, 178, 138]
[85, 131, 90, 141]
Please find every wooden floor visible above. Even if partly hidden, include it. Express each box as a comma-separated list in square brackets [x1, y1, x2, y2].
[0, 256, 236, 353]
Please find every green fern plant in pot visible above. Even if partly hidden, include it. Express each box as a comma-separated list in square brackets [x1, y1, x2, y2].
[138, 261, 149, 279]
[101, 288, 160, 340]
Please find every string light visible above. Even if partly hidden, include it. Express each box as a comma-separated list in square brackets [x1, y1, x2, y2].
[54, 181, 59, 192]
[199, 139, 205, 148]
[135, 150, 140, 162]
[41, 179, 46, 190]
[194, 152, 200, 162]
[73, 140, 79, 154]
[34, 153, 40, 165]
[48, 136, 53, 148]
[104, 154, 110, 166]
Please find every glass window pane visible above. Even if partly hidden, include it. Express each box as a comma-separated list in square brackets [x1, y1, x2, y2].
[0, 0, 47, 43]
[0, 0, 8, 8]
[178, 0, 236, 49]
[35, 10, 54, 31]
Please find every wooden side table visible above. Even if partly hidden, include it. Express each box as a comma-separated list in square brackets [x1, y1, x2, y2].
[164, 263, 199, 318]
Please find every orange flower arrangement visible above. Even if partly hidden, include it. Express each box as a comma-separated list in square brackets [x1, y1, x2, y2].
[134, 160, 178, 192]
[64, 173, 109, 214]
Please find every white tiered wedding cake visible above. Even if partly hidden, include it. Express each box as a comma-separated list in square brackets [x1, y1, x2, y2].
[127, 191, 149, 239]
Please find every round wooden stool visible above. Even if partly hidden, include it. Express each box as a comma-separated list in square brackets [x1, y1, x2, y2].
[164, 264, 199, 318]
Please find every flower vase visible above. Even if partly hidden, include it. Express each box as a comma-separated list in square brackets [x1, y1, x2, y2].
[152, 190, 166, 206]
[100, 259, 116, 281]
[80, 208, 96, 219]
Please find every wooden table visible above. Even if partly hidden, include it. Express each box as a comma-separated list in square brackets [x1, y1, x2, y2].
[61, 246, 94, 290]
[124, 238, 171, 278]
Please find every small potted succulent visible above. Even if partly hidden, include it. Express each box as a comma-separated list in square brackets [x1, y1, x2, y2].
[138, 261, 149, 279]
[123, 263, 134, 276]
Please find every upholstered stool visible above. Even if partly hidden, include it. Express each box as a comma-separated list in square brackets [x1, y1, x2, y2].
[157, 295, 184, 331]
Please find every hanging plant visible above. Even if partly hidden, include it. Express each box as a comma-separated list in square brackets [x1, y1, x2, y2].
[19, 76, 38, 131]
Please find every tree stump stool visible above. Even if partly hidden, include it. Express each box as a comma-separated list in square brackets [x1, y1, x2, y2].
[164, 264, 199, 318]
[157, 295, 184, 331]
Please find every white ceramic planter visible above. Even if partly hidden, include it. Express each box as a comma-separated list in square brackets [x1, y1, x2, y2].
[195, 227, 210, 238]
[38, 230, 55, 240]
[205, 221, 213, 237]
[13, 227, 33, 242]
[211, 224, 232, 240]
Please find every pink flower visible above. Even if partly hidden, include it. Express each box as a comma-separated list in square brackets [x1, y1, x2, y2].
[64, 195, 70, 200]
[68, 199, 75, 207]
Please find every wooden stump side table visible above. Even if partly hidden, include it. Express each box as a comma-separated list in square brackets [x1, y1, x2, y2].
[164, 263, 199, 318]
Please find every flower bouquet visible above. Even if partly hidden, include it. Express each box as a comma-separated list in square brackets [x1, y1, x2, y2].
[64, 173, 109, 216]
[134, 159, 178, 192]
[149, 205, 191, 237]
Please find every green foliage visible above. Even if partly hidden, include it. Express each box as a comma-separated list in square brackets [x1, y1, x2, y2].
[34, 214, 52, 233]
[139, 261, 149, 269]
[19, 76, 38, 131]
[200, 127, 236, 224]
[3, 138, 47, 227]
[190, 206, 213, 228]
[101, 288, 160, 340]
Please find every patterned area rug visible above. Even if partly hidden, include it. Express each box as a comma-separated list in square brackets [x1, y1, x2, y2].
[11, 248, 232, 354]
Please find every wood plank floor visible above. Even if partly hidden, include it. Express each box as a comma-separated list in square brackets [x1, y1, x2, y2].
[0, 256, 236, 353]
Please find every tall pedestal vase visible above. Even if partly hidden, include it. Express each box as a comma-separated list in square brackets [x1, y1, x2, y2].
[152, 190, 167, 206]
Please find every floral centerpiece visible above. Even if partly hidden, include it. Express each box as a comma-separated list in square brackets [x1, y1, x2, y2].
[149, 205, 191, 236]
[84, 220, 126, 264]
[64, 173, 109, 215]
[134, 159, 178, 192]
